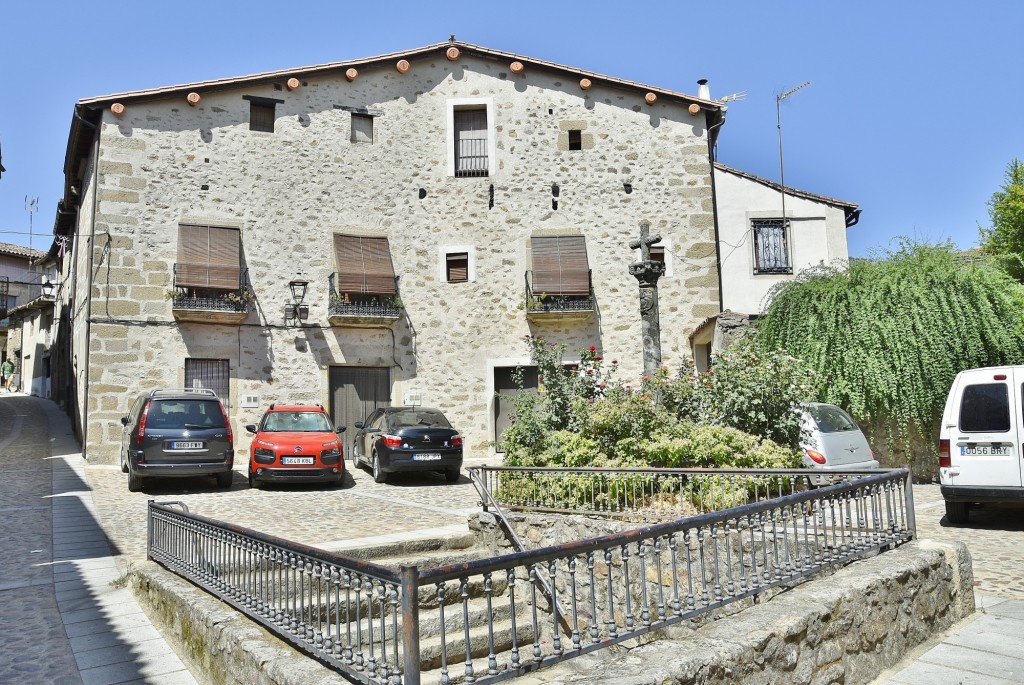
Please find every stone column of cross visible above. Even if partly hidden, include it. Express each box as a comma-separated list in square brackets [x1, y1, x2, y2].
[628, 222, 666, 375]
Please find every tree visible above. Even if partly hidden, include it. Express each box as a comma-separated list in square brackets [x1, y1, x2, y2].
[980, 158, 1024, 281]
[752, 241, 1024, 458]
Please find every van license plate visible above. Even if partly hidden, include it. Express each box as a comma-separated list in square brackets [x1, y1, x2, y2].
[171, 441, 203, 449]
[961, 446, 1010, 456]
[282, 457, 314, 465]
[414, 453, 441, 461]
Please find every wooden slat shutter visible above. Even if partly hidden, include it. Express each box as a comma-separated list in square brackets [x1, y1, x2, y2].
[446, 253, 468, 283]
[333, 234, 397, 294]
[176, 225, 240, 289]
[530, 235, 590, 296]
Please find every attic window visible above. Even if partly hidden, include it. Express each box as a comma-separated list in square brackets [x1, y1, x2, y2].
[351, 113, 374, 144]
[243, 95, 283, 133]
[568, 130, 582, 151]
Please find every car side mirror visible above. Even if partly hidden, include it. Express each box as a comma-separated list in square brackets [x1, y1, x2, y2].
[354, 421, 364, 429]
[120, 416, 129, 426]
[244, 424, 257, 434]
[336, 426, 346, 433]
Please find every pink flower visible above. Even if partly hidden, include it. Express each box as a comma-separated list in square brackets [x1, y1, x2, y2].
[642, 375, 649, 382]
[595, 356, 603, 362]
[586, 369, 593, 375]
[612, 359, 619, 365]
[589, 345, 597, 353]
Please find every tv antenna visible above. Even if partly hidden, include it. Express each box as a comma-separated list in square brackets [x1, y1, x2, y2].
[25, 195, 39, 251]
[776, 81, 811, 226]
[719, 90, 747, 103]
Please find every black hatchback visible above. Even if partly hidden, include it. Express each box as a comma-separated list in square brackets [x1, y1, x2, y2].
[350, 406, 463, 484]
[120, 388, 235, 492]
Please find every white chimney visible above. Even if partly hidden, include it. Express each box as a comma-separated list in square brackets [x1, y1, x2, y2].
[697, 79, 710, 100]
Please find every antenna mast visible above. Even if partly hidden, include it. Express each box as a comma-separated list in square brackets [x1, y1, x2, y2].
[776, 82, 810, 226]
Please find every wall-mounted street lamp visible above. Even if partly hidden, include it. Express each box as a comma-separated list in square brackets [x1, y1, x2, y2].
[41, 281, 55, 298]
[285, 273, 309, 324]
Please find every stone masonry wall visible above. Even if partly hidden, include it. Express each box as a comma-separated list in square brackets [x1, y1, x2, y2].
[131, 538, 973, 685]
[78, 53, 719, 463]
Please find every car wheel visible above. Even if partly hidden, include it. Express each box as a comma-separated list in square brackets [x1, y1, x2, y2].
[248, 469, 263, 490]
[444, 468, 461, 483]
[945, 500, 969, 524]
[372, 451, 387, 484]
[127, 470, 143, 493]
[215, 471, 233, 489]
[350, 443, 361, 469]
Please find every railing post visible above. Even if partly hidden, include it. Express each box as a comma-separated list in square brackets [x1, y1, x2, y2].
[902, 469, 917, 538]
[147, 500, 154, 561]
[400, 565, 421, 685]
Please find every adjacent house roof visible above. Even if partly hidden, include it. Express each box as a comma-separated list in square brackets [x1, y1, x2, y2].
[0, 242, 45, 261]
[714, 162, 861, 227]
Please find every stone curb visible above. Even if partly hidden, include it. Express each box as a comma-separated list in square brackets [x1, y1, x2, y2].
[129, 540, 972, 685]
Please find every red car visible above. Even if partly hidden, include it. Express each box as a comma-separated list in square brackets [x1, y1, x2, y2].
[245, 404, 346, 488]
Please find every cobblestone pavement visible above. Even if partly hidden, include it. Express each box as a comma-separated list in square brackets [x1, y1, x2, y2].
[86, 454, 489, 562]
[910, 483, 1024, 602]
[0, 394, 197, 685]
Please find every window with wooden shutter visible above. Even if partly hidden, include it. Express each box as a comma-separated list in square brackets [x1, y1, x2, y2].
[446, 253, 469, 283]
[176, 225, 241, 290]
[530, 235, 591, 296]
[333, 234, 397, 294]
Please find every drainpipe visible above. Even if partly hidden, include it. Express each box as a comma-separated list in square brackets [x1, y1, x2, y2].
[73, 107, 100, 460]
[703, 87, 727, 315]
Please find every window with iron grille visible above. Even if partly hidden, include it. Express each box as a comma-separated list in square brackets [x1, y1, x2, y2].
[184, 359, 231, 408]
[752, 219, 792, 274]
[446, 252, 469, 283]
[454, 108, 488, 177]
[351, 113, 373, 144]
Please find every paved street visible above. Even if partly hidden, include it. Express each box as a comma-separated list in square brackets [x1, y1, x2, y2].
[6, 392, 1024, 683]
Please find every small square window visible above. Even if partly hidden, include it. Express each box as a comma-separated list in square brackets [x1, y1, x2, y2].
[446, 253, 469, 283]
[752, 218, 791, 274]
[650, 245, 665, 264]
[249, 102, 276, 133]
[351, 113, 373, 144]
[568, 130, 582, 151]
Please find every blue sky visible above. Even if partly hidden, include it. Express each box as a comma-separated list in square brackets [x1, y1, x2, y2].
[1, 1, 1021, 257]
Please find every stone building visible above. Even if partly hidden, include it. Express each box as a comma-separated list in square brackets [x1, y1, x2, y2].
[53, 39, 730, 464]
[0, 242, 48, 389]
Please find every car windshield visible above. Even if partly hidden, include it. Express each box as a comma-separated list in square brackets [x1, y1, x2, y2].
[806, 404, 859, 433]
[262, 412, 333, 432]
[388, 409, 451, 429]
[147, 400, 225, 429]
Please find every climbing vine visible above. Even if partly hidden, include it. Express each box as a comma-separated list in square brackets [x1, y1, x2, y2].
[752, 240, 1024, 455]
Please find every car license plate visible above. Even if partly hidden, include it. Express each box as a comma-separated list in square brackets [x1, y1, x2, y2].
[961, 446, 1010, 456]
[282, 457, 315, 465]
[413, 453, 442, 461]
[171, 441, 203, 449]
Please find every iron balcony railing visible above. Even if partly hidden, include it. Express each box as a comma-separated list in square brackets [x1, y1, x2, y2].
[454, 138, 488, 178]
[171, 267, 250, 312]
[147, 468, 914, 685]
[328, 274, 402, 318]
[524, 271, 596, 313]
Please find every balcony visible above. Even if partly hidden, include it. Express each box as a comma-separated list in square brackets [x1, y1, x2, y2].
[524, 270, 596, 322]
[328, 274, 402, 328]
[171, 266, 250, 324]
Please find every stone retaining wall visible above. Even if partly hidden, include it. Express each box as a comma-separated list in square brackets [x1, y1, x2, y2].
[131, 539, 973, 685]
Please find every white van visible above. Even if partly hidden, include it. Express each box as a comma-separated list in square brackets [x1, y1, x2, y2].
[939, 366, 1024, 523]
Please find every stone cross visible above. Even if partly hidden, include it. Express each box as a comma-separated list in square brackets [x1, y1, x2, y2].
[628, 222, 666, 374]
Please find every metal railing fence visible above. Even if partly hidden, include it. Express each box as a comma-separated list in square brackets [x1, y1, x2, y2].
[148, 469, 914, 685]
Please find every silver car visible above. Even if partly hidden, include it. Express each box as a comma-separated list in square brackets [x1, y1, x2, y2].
[800, 402, 878, 482]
